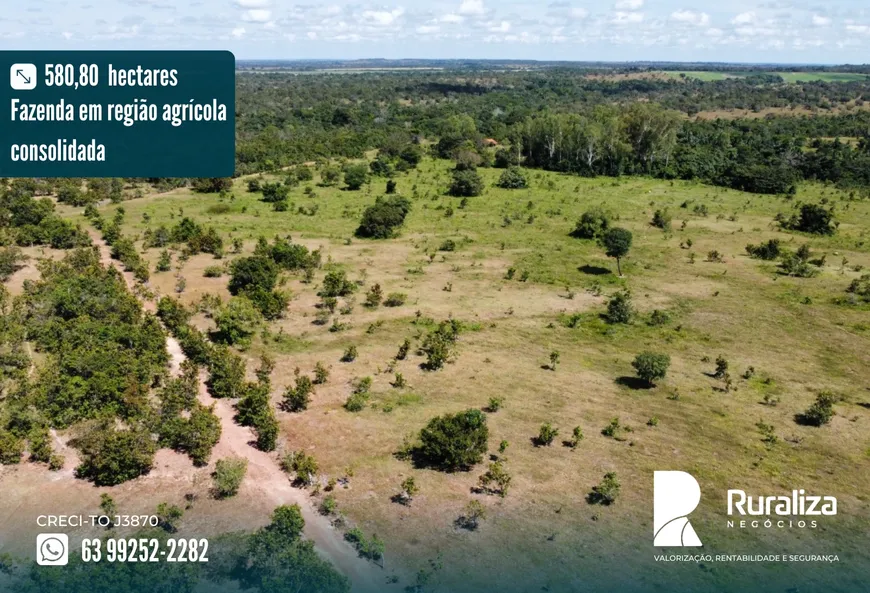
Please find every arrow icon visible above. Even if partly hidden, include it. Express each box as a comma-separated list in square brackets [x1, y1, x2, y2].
[10, 64, 37, 90]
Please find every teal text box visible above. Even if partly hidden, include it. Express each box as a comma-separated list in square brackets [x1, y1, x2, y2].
[0, 50, 235, 178]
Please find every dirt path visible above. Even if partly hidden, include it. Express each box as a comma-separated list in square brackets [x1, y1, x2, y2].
[86, 229, 385, 592]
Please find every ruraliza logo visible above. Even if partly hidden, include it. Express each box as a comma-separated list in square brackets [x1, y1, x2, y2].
[654, 471, 702, 547]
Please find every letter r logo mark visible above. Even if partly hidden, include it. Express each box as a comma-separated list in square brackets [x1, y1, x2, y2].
[654, 471, 702, 547]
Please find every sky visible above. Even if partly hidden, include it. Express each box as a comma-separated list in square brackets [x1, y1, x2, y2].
[1, 0, 870, 64]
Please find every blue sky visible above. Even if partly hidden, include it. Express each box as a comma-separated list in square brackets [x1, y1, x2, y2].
[2, 0, 869, 63]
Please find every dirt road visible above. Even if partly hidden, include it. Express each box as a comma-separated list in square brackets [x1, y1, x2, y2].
[87, 230, 385, 593]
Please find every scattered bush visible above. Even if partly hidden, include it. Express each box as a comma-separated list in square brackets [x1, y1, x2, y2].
[782, 203, 837, 235]
[341, 345, 358, 362]
[213, 457, 248, 498]
[797, 391, 837, 426]
[496, 166, 528, 189]
[478, 460, 511, 497]
[75, 427, 156, 486]
[746, 239, 782, 260]
[651, 208, 672, 230]
[606, 290, 634, 324]
[588, 472, 620, 505]
[571, 207, 611, 239]
[535, 422, 558, 447]
[384, 292, 407, 307]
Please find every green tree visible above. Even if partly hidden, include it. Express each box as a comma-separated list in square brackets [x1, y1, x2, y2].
[356, 196, 411, 238]
[213, 296, 264, 347]
[449, 169, 484, 197]
[344, 164, 368, 190]
[631, 351, 671, 386]
[602, 227, 633, 276]
[419, 409, 489, 470]
[75, 427, 156, 486]
[496, 166, 528, 189]
[588, 472, 621, 505]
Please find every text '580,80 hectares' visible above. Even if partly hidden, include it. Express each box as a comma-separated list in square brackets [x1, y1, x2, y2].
[1, 51, 235, 178]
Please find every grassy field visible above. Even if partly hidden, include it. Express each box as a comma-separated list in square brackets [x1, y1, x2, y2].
[666, 70, 869, 83]
[44, 159, 870, 590]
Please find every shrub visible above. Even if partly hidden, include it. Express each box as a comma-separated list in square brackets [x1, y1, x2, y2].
[344, 528, 384, 561]
[320, 269, 355, 297]
[364, 283, 383, 308]
[396, 338, 411, 360]
[651, 208, 672, 230]
[568, 426, 584, 449]
[319, 495, 338, 515]
[535, 422, 558, 447]
[571, 207, 611, 239]
[783, 203, 836, 235]
[313, 362, 330, 384]
[419, 409, 489, 470]
[588, 472, 620, 505]
[478, 461, 511, 497]
[213, 296, 263, 347]
[341, 345, 358, 362]
[400, 476, 420, 504]
[486, 396, 504, 412]
[156, 250, 172, 272]
[449, 169, 484, 197]
[281, 450, 318, 485]
[632, 352, 670, 386]
[439, 239, 457, 252]
[356, 196, 412, 239]
[75, 427, 156, 486]
[344, 164, 368, 190]
[283, 375, 314, 412]
[228, 256, 279, 296]
[213, 457, 248, 498]
[648, 309, 670, 326]
[457, 500, 487, 530]
[780, 247, 817, 278]
[0, 430, 24, 465]
[714, 355, 729, 379]
[798, 391, 837, 426]
[384, 292, 407, 307]
[846, 274, 870, 302]
[606, 290, 633, 324]
[746, 239, 782, 260]
[421, 320, 461, 370]
[156, 502, 184, 533]
[496, 166, 528, 189]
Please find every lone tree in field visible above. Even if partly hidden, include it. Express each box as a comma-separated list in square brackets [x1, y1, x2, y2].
[631, 351, 671, 387]
[399, 476, 419, 505]
[344, 164, 368, 190]
[356, 196, 412, 239]
[601, 227, 632, 276]
[419, 409, 489, 471]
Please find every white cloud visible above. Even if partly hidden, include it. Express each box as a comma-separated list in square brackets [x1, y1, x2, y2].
[459, 0, 485, 16]
[671, 10, 710, 27]
[231, 26, 246, 38]
[488, 20, 510, 32]
[732, 12, 755, 25]
[62, 31, 73, 39]
[440, 13, 464, 23]
[846, 24, 870, 34]
[235, 0, 269, 7]
[811, 15, 831, 26]
[571, 7, 588, 19]
[241, 9, 271, 22]
[612, 11, 643, 24]
[362, 8, 405, 26]
[615, 0, 643, 9]
[706, 27, 723, 37]
[416, 25, 440, 34]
